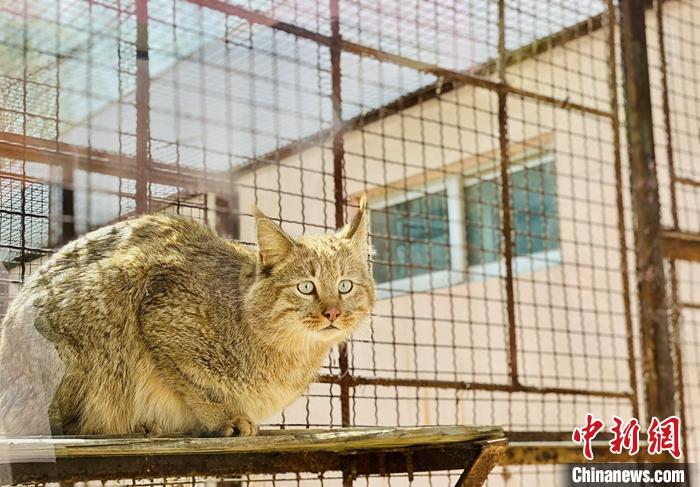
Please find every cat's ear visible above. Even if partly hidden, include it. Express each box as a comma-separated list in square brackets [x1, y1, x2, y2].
[252, 207, 295, 266]
[340, 195, 369, 253]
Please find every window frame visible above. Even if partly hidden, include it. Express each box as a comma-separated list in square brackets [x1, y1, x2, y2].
[369, 151, 561, 298]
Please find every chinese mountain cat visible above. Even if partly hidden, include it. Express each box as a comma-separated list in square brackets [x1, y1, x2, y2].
[0, 198, 375, 436]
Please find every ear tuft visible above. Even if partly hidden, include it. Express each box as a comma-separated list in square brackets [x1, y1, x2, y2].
[251, 205, 266, 219]
[253, 207, 295, 266]
[341, 195, 369, 252]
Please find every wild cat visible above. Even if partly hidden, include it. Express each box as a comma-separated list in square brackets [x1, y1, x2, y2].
[0, 198, 375, 436]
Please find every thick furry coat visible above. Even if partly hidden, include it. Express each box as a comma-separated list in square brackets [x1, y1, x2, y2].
[0, 203, 374, 436]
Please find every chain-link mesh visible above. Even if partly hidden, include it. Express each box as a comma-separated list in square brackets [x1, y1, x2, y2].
[0, 0, 696, 485]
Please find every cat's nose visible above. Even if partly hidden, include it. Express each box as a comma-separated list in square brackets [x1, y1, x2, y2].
[323, 307, 341, 322]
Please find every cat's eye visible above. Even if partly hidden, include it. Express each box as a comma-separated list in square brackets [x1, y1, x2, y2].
[338, 279, 353, 294]
[297, 281, 315, 295]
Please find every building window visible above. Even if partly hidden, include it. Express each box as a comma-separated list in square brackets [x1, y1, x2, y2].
[369, 151, 560, 298]
[371, 189, 451, 285]
[464, 177, 501, 266]
[464, 157, 560, 272]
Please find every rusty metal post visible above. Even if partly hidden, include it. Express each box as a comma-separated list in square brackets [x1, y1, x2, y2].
[605, 0, 639, 421]
[329, 0, 351, 432]
[619, 0, 676, 421]
[135, 0, 151, 214]
[654, 0, 688, 461]
[497, 0, 519, 387]
[329, 4, 354, 487]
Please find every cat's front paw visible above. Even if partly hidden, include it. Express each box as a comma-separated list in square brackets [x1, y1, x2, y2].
[232, 416, 258, 437]
[213, 417, 258, 437]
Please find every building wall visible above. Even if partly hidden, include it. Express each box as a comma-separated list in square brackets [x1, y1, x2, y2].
[234, 22, 637, 437]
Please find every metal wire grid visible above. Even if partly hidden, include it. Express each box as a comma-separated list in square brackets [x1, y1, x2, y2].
[0, 0, 692, 485]
[101, 469, 568, 487]
[646, 0, 700, 464]
[333, 0, 637, 445]
[666, 260, 700, 465]
[650, 0, 700, 234]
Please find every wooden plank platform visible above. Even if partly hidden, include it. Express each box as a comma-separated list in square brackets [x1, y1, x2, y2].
[0, 426, 506, 485]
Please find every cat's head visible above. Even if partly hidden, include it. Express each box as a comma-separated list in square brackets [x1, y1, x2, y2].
[247, 197, 375, 346]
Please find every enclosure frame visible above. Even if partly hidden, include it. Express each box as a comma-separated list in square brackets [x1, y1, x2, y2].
[1, 0, 699, 482]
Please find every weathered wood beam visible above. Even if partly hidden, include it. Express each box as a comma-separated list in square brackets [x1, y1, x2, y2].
[0, 426, 504, 484]
[0, 426, 503, 460]
[455, 439, 507, 487]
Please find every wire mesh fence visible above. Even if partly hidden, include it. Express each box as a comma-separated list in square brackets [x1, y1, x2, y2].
[0, 0, 697, 485]
[647, 0, 700, 465]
